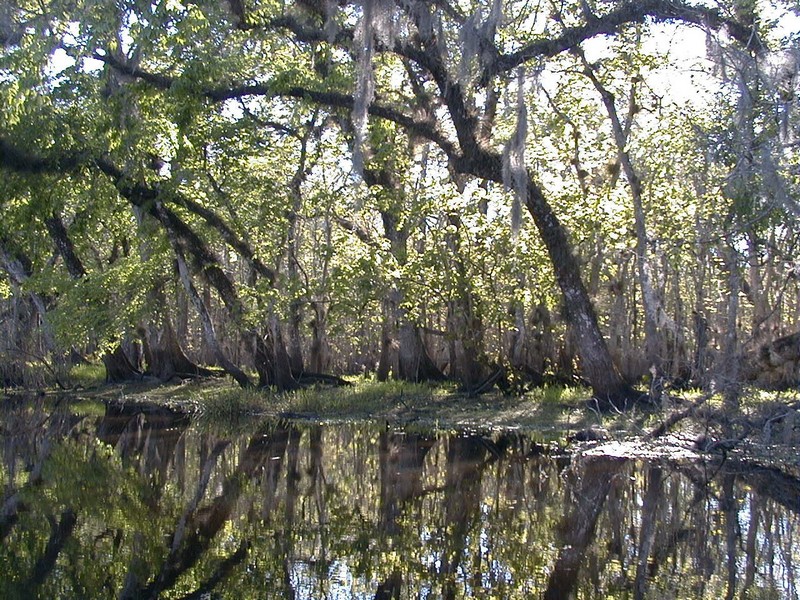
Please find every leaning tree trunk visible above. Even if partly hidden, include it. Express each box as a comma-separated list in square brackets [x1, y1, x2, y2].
[395, 2, 637, 405]
[522, 181, 637, 407]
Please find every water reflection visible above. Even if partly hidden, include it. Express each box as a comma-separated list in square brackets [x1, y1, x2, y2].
[1, 398, 798, 599]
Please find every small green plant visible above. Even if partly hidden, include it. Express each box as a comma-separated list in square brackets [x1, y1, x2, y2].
[69, 363, 106, 388]
[199, 387, 269, 417]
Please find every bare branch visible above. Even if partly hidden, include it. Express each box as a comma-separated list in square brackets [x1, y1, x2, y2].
[482, 0, 759, 82]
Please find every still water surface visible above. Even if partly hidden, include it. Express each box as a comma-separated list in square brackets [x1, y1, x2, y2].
[1, 397, 798, 599]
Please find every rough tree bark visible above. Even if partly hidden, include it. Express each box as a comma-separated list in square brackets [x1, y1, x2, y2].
[102, 345, 142, 383]
[137, 311, 219, 382]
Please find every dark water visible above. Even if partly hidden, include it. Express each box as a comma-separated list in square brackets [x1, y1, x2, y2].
[1, 398, 798, 599]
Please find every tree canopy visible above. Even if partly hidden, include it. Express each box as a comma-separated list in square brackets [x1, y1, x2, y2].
[1, 0, 799, 403]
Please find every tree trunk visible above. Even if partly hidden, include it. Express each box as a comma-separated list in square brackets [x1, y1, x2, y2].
[397, 6, 637, 404]
[138, 311, 217, 382]
[0, 240, 58, 361]
[308, 300, 331, 373]
[397, 319, 444, 383]
[523, 180, 635, 406]
[579, 56, 664, 379]
[528, 302, 553, 376]
[102, 345, 142, 383]
[362, 165, 445, 384]
[376, 299, 396, 382]
[44, 211, 86, 279]
[254, 316, 297, 390]
[157, 201, 252, 388]
[443, 207, 486, 388]
[287, 297, 305, 375]
[692, 310, 710, 386]
[745, 228, 769, 342]
[719, 239, 741, 413]
[445, 117, 636, 404]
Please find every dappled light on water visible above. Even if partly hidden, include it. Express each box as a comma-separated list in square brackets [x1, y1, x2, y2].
[1, 399, 798, 599]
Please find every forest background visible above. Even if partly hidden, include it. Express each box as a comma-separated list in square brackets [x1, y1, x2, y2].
[1, 0, 799, 410]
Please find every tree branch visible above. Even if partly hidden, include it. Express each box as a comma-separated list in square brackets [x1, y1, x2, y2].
[332, 214, 381, 249]
[483, 0, 758, 82]
[92, 53, 459, 159]
[0, 136, 275, 290]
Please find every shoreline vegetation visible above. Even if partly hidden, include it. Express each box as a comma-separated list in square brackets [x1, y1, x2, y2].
[5, 371, 798, 475]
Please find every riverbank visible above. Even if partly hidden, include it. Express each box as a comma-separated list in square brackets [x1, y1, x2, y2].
[25, 376, 598, 435]
[6, 376, 799, 468]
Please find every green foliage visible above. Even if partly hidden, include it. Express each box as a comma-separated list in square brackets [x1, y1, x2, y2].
[68, 363, 106, 388]
[47, 254, 163, 350]
[0, 0, 798, 400]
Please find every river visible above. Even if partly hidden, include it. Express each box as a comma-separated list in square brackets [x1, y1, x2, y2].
[0, 396, 798, 599]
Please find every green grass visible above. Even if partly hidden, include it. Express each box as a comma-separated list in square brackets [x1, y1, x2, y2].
[68, 363, 106, 388]
[274, 378, 448, 418]
[197, 386, 270, 416]
[58, 375, 749, 440]
[255, 378, 601, 436]
[92, 377, 711, 440]
[148, 376, 598, 434]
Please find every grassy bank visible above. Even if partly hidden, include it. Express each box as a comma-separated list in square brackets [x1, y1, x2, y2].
[35, 372, 616, 436]
[8, 369, 799, 465]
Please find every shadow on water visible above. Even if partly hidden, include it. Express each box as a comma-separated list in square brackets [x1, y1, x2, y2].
[1, 396, 799, 599]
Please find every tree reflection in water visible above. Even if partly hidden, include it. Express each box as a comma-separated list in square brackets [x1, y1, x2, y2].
[0, 399, 798, 599]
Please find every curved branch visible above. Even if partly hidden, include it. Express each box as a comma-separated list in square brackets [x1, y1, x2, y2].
[93, 52, 459, 159]
[484, 0, 757, 81]
[0, 138, 275, 290]
[170, 193, 276, 284]
[0, 137, 254, 315]
[332, 214, 381, 249]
